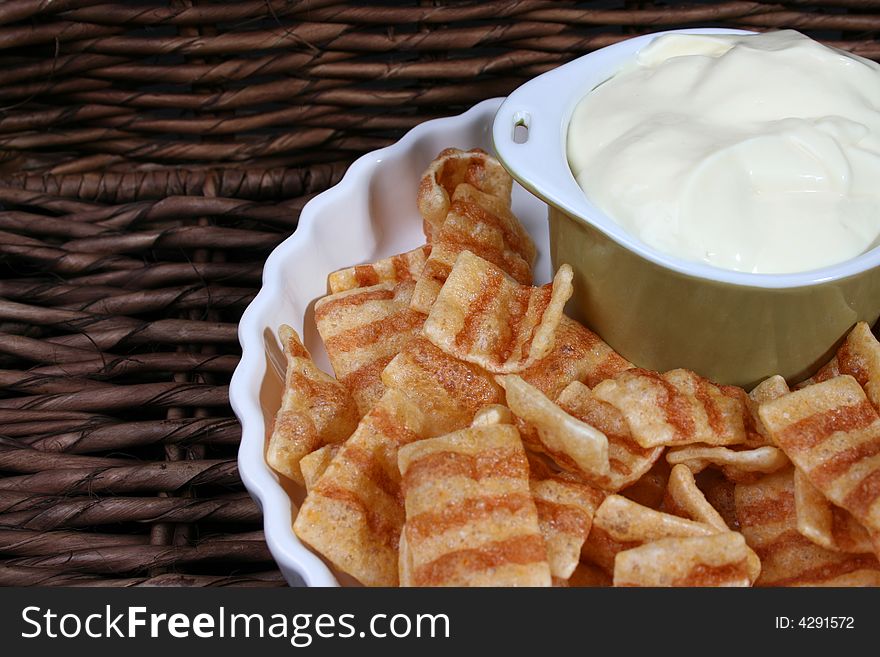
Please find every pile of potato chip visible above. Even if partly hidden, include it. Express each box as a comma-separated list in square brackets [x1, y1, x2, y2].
[268, 147, 880, 587]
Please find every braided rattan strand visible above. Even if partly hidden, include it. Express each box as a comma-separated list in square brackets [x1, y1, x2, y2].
[0, 460, 240, 494]
[0, 568, 285, 587]
[1, 1, 879, 586]
[0, 492, 259, 529]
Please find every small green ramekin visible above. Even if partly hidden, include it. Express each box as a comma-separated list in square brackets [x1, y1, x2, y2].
[494, 28, 880, 388]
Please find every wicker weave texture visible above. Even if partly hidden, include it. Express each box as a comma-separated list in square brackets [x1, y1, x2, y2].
[0, 1, 878, 586]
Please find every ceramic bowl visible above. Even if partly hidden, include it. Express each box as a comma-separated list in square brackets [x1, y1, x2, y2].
[230, 98, 550, 586]
[492, 28, 880, 388]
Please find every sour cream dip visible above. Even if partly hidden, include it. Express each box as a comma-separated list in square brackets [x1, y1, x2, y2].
[566, 30, 880, 274]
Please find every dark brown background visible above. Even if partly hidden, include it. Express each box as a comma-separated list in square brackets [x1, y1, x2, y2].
[0, 0, 877, 587]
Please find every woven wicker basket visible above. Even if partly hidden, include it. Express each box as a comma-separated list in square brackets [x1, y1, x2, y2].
[0, 0, 877, 586]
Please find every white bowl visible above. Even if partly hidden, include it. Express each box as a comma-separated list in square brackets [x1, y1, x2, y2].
[230, 98, 551, 586]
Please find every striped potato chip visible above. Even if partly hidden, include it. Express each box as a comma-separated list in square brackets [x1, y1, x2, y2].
[423, 251, 573, 373]
[748, 374, 790, 445]
[328, 244, 431, 294]
[798, 323, 880, 411]
[759, 375, 880, 548]
[519, 316, 633, 402]
[592, 494, 717, 543]
[592, 368, 749, 448]
[598, 478, 760, 586]
[665, 444, 789, 482]
[582, 494, 715, 573]
[661, 464, 763, 581]
[529, 460, 605, 579]
[506, 318, 632, 477]
[735, 469, 880, 586]
[794, 469, 876, 555]
[614, 533, 755, 587]
[472, 404, 515, 427]
[663, 464, 729, 532]
[397, 422, 552, 586]
[417, 147, 512, 241]
[299, 444, 341, 493]
[411, 184, 536, 314]
[743, 374, 791, 447]
[666, 368, 790, 480]
[750, 374, 791, 404]
[501, 375, 610, 480]
[556, 381, 664, 491]
[315, 280, 425, 415]
[381, 336, 504, 438]
[293, 389, 430, 587]
[266, 325, 359, 485]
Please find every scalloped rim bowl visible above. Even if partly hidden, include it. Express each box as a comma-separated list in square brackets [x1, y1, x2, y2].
[230, 98, 551, 586]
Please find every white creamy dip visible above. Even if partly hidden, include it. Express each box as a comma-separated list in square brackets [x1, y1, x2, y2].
[566, 30, 880, 274]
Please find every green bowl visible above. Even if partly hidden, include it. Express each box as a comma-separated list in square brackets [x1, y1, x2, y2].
[493, 29, 880, 388]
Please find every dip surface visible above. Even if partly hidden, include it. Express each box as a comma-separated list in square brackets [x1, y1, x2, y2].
[566, 30, 880, 274]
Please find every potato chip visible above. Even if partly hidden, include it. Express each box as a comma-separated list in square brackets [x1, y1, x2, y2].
[592, 494, 717, 543]
[592, 368, 748, 448]
[328, 245, 431, 294]
[750, 374, 791, 404]
[613, 533, 755, 587]
[582, 494, 715, 573]
[556, 381, 664, 491]
[666, 444, 790, 482]
[530, 468, 605, 579]
[735, 469, 880, 586]
[799, 323, 880, 411]
[294, 389, 429, 587]
[585, 486, 760, 585]
[381, 336, 504, 437]
[501, 375, 610, 479]
[266, 325, 359, 485]
[518, 316, 633, 402]
[663, 464, 729, 532]
[397, 422, 551, 586]
[615, 465, 761, 586]
[472, 404, 515, 427]
[746, 375, 790, 446]
[412, 184, 536, 314]
[315, 280, 425, 415]
[661, 464, 764, 582]
[794, 468, 876, 555]
[758, 375, 880, 547]
[300, 444, 341, 493]
[417, 147, 512, 241]
[423, 251, 573, 373]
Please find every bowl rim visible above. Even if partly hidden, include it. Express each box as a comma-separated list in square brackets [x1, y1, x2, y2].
[231, 98, 506, 587]
[492, 27, 880, 289]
